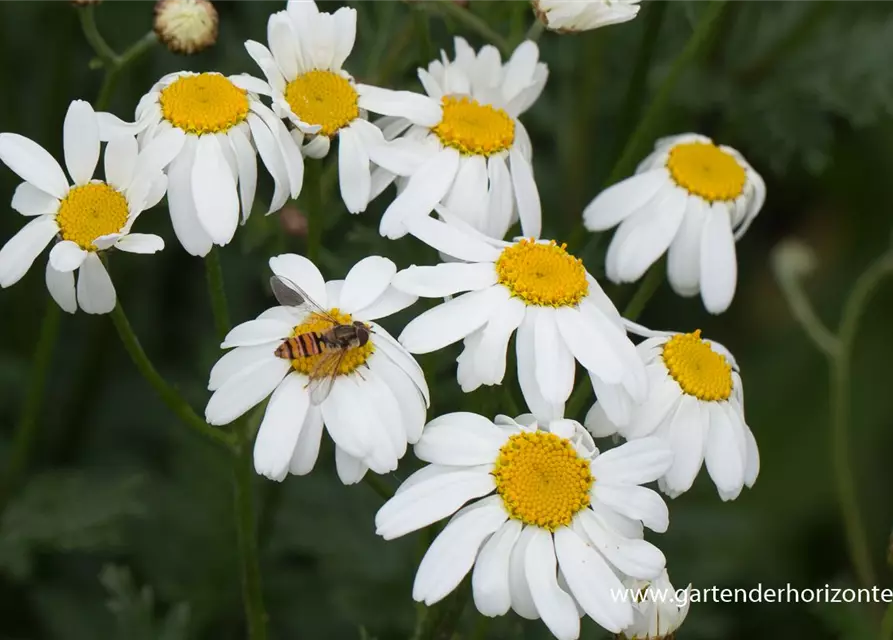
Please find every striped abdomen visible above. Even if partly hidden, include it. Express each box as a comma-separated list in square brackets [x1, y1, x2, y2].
[275, 331, 329, 360]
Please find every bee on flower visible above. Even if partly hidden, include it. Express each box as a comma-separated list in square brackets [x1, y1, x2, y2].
[377, 412, 673, 639]
[583, 133, 766, 314]
[0, 100, 169, 314]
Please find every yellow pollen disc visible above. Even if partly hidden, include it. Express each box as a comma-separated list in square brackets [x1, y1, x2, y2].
[662, 330, 733, 402]
[492, 431, 593, 531]
[160, 73, 249, 134]
[495, 238, 588, 307]
[666, 142, 747, 202]
[55, 183, 129, 251]
[284, 70, 359, 138]
[289, 308, 373, 376]
[432, 96, 515, 156]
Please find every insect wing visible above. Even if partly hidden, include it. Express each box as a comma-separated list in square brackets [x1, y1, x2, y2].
[269, 275, 337, 322]
[305, 349, 345, 405]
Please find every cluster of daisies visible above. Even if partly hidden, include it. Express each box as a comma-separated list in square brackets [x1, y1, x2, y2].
[0, 1, 768, 638]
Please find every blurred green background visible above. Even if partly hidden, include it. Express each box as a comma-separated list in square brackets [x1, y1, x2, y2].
[0, 1, 892, 638]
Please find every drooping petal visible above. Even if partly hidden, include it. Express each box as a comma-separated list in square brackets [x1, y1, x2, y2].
[338, 123, 371, 214]
[472, 519, 522, 617]
[76, 252, 116, 314]
[700, 202, 737, 314]
[254, 372, 310, 481]
[192, 134, 240, 246]
[0, 216, 58, 288]
[525, 528, 580, 640]
[49, 240, 87, 273]
[45, 261, 76, 313]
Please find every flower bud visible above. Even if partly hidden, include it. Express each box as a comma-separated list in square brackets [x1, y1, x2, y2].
[617, 570, 690, 640]
[531, 0, 641, 33]
[771, 238, 818, 282]
[153, 0, 218, 55]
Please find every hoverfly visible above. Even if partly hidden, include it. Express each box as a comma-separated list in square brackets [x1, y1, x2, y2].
[270, 274, 371, 405]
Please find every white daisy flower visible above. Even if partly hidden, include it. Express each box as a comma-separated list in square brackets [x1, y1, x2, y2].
[98, 70, 301, 257]
[532, 0, 641, 33]
[245, 0, 423, 215]
[583, 133, 766, 314]
[585, 323, 759, 501]
[363, 36, 547, 240]
[391, 213, 646, 424]
[376, 414, 673, 640]
[205, 253, 428, 484]
[0, 100, 168, 315]
[620, 570, 690, 640]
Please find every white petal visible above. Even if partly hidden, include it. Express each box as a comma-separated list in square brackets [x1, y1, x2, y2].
[192, 135, 239, 246]
[76, 252, 116, 314]
[114, 233, 164, 254]
[375, 465, 495, 540]
[63, 100, 100, 185]
[0, 216, 58, 288]
[743, 420, 760, 488]
[254, 372, 310, 481]
[593, 484, 669, 533]
[339, 255, 396, 313]
[474, 295, 526, 385]
[289, 407, 324, 475]
[331, 6, 357, 69]
[554, 306, 624, 385]
[268, 253, 327, 307]
[473, 519, 522, 617]
[104, 135, 138, 191]
[338, 124, 371, 213]
[624, 372, 681, 439]
[379, 148, 460, 239]
[246, 113, 289, 213]
[208, 344, 276, 391]
[486, 154, 514, 239]
[11, 183, 59, 217]
[398, 285, 507, 354]
[583, 169, 668, 231]
[368, 350, 427, 445]
[516, 309, 564, 422]
[244, 40, 286, 94]
[553, 526, 633, 633]
[535, 308, 575, 404]
[577, 510, 665, 580]
[667, 196, 706, 296]
[45, 261, 76, 313]
[320, 376, 379, 462]
[502, 40, 539, 103]
[221, 318, 293, 348]
[660, 394, 706, 496]
[166, 137, 213, 256]
[0, 133, 69, 199]
[205, 357, 291, 426]
[590, 378, 633, 428]
[229, 73, 272, 96]
[134, 128, 186, 177]
[509, 148, 541, 238]
[590, 438, 673, 486]
[414, 412, 508, 466]
[508, 526, 539, 619]
[700, 202, 737, 314]
[354, 286, 417, 321]
[525, 528, 580, 640]
[704, 402, 745, 500]
[268, 12, 299, 80]
[49, 240, 87, 273]
[442, 155, 489, 233]
[412, 497, 508, 605]
[228, 127, 258, 222]
[392, 262, 497, 298]
[356, 85, 442, 126]
[335, 446, 368, 485]
[402, 214, 502, 263]
[368, 321, 430, 407]
[613, 186, 687, 282]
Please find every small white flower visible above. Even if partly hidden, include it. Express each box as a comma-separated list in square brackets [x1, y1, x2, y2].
[391, 213, 646, 424]
[153, 0, 218, 55]
[377, 414, 673, 640]
[363, 36, 548, 240]
[586, 323, 759, 501]
[620, 570, 690, 640]
[0, 100, 166, 314]
[583, 133, 766, 314]
[532, 0, 641, 33]
[98, 71, 300, 257]
[205, 253, 428, 484]
[245, 0, 411, 215]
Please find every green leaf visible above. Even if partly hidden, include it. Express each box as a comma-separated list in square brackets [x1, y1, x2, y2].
[100, 564, 192, 640]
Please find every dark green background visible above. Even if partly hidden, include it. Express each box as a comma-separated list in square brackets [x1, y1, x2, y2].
[0, 1, 891, 638]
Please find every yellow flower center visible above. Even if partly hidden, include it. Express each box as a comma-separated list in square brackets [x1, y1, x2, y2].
[662, 330, 733, 401]
[56, 183, 129, 251]
[284, 70, 359, 137]
[159, 73, 249, 134]
[289, 309, 373, 376]
[666, 142, 747, 202]
[495, 239, 588, 307]
[432, 96, 515, 156]
[493, 431, 593, 531]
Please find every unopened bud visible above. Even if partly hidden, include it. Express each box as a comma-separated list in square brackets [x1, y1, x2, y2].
[771, 238, 818, 282]
[154, 0, 218, 55]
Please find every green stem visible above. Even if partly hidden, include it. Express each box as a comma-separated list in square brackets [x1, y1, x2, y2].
[420, 0, 512, 57]
[0, 303, 61, 515]
[523, 18, 545, 44]
[304, 161, 324, 263]
[414, 577, 472, 640]
[567, 1, 727, 252]
[109, 303, 234, 449]
[77, 3, 117, 64]
[364, 473, 395, 501]
[828, 253, 893, 591]
[95, 32, 157, 112]
[233, 422, 268, 640]
[203, 254, 268, 640]
[205, 248, 232, 342]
